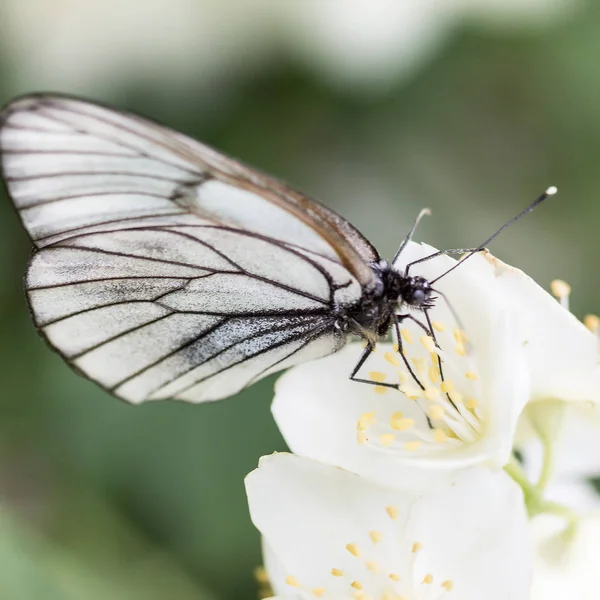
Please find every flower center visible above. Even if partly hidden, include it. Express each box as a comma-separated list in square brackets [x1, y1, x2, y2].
[283, 503, 455, 600]
[356, 319, 483, 458]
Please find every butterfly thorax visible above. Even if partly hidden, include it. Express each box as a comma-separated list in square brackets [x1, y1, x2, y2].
[340, 262, 434, 343]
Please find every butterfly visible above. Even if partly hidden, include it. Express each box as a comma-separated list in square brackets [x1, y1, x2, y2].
[0, 94, 553, 404]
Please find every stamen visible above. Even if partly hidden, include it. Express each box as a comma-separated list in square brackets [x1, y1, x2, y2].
[357, 432, 368, 445]
[370, 371, 387, 383]
[386, 506, 400, 520]
[401, 329, 414, 344]
[441, 580, 454, 592]
[358, 412, 376, 430]
[389, 573, 402, 582]
[440, 380, 454, 393]
[351, 581, 363, 590]
[380, 434, 395, 447]
[366, 561, 380, 573]
[405, 441, 422, 452]
[454, 328, 468, 346]
[433, 429, 447, 443]
[391, 417, 415, 431]
[313, 588, 326, 597]
[585, 314, 600, 332]
[370, 531, 383, 544]
[429, 365, 441, 384]
[465, 398, 479, 410]
[420, 335, 437, 353]
[455, 343, 467, 356]
[286, 575, 300, 587]
[254, 566, 269, 584]
[346, 543, 361, 557]
[331, 569, 344, 577]
[432, 321, 446, 332]
[429, 404, 445, 420]
[465, 371, 478, 380]
[424, 387, 440, 401]
[384, 351, 402, 367]
[422, 574, 434, 585]
[551, 279, 571, 310]
[412, 542, 423, 553]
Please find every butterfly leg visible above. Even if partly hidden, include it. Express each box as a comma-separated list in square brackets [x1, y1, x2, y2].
[403, 247, 483, 276]
[421, 308, 459, 411]
[349, 344, 400, 390]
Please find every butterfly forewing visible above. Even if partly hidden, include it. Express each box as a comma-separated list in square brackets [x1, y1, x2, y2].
[0, 94, 375, 403]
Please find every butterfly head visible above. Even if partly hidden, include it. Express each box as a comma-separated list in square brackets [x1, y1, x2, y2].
[397, 275, 434, 309]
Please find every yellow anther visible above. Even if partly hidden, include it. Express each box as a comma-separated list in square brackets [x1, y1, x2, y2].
[429, 365, 441, 384]
[433, 428, 448, 443]
[386, 506, 400, 520]
[398, 371, 409, 385]
[449, 391, 463, 405]
[393, 343, 399, 352]
[432, 321, 446, 332]
[420, 335, 436, 353]
[440, 380, 455, 393]
[370, 530, 383, 544]
[465, 398, 479, 410]
[381, 591, 395, 600]
[351, 581, 363, 590]
[380, 434, 395, 447]
[369, 371, 387, 383]
[313, 588, 326, 597]
[254, 566, 269, 584]
[424, 387, 440, 401]
[375, 386, 388, 395]
[346, 543, 361, 557]
[454, 328, 468, 345]
[441, 580, 454, 592]
[465, 371, 479, 380]
[389, 573, 402, 582]
[401, 328, 414, 344]
[358, 412, 376, 430]
[286, 575, 300, 587]
[584, 314, 600, 332]
[391, 411, 404, 421]
[357, 431, 368, 445]
[411, 357, 427, 374]
[400, 386, 421, 400]
[455, 343, 467, 356]
[385, 351, 401, 367]
[354, 593, 372, 600]
[551, 279, 571, 299]
[391, 417, 414, 431]
[429, 404, 445, 420]
[422, 574, 434, 585]
[412, 542, 423, 553]
[405, 441, 422, 452]
[331, 568, 344, 577]
[366, 561, 380, 573]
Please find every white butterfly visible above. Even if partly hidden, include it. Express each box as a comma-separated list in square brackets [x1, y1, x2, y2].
[0, 94, 552, 405]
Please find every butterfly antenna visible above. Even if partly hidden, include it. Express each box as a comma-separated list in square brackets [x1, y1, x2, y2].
[392, 207, 431, 264]
[430, 186, 557, 285]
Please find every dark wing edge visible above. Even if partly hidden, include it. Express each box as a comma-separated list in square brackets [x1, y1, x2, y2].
[0, 92, 380, 287]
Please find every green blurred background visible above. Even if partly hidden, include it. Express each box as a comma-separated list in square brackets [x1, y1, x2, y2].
[0, 1, 599, 598]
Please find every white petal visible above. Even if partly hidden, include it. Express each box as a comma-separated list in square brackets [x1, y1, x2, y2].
[477, 252, 600, 404]
[246, 454, 532, 600]
[532, 513, 600, 599]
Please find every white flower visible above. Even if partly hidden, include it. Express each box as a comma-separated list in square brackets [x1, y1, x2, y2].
[246, 453, 532, 600]
[273, 243, 600, 488]
[519, 401, 600, 510]
[469, 256, 600, 405]
[273, 242, 530, 488]
[531, 513, 600, 599]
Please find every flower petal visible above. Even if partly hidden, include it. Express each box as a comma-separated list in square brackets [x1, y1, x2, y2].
[246, 453, 532, 600]
[477, 252, 600, 404]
